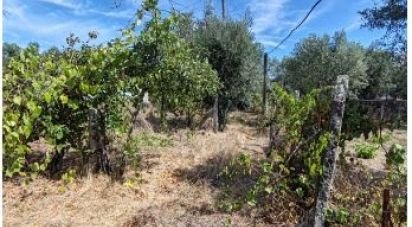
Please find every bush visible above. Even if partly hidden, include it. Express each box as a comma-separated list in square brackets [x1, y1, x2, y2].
[386, 144, 406, 166]
[249, 93, 262, 113]
[61, 169, 77, 185]
[326, 208, 351, 225]
[355, 143, 379, 159]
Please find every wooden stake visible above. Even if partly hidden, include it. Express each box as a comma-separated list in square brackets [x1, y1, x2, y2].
[214, 0, 225, 132]
[381, 188, 392, 227]
[221, 0, 225, 19]
[263, 52, 268, 115]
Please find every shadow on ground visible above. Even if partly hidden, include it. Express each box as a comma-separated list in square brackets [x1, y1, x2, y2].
[172, 151, 261, 214]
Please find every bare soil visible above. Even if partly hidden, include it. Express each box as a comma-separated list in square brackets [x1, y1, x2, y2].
[345, 129, 407, 174]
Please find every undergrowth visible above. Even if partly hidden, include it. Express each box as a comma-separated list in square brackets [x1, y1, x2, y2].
[215, 85, 406, 226]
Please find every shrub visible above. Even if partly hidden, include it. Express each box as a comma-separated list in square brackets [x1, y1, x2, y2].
[250, 93, 262, 113]
[61, 169, 77, 185]
[355, 143, 379, 159]
[326, 208, 351, 225]
[386, 144, 406, 166]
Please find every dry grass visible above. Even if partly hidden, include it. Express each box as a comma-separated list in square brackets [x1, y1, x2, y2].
[329, 129, 407, 226]
[4, 112, 271, 227]
[3, 111, 406, 226]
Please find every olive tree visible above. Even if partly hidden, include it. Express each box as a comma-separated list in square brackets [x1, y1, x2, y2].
[280, 31, 368, 98]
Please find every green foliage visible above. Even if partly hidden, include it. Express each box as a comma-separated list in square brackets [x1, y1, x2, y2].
[270, 83, 327, 144]
[123, 174, 145, 189]
[279, 31, 367, 98]
[355, 143, 379, 159]
[360, 0, 406, 98]
[264, 84, 333, 199]
[244, 160, 276, 207]
[217, 196, 243, 213]
[330, 138, 406, 226]
[4, 47, 74, 177]
[3, 33, 127, 177]
[2, 0, 222, 177]
[2, 0, 219, 177]
[384, 143, 406, 225]
[192, 15, 264, 129]
[123, 136, 142, 171]
[325, 208, 351, 224]
[264, 84, 335, 199]
[61, 169, 77, 185]
[216, 153, 254, 212]
[386, 167, 407, 224]
[217, 85, 334, 212]
[370, 133, 392, 144]
[219, 153, 252, 182]
[249, 92, 262, 113]
[362, 47, 397, 99]
[123, 132, 172, 171]
[386, 144, 406, 166]
[131, 4, 220, 130]
[3, 42, 22, 66]
[217, 154, 278, 212]
[132, 132, 172, 148]
[359, 0, 406, 56]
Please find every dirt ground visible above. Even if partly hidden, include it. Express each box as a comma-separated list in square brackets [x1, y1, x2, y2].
[3, 112, 407, 227]
[4, 112, 271, 227]
[345, 128, 407, 174]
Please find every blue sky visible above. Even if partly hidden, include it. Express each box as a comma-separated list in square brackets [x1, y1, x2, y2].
[3, 0, 385, 59]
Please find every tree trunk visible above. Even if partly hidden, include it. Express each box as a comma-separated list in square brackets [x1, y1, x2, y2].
[186, 111, 194, 130]
[381, 188, 393, 227]
[89, 108, 99, 172]
[99, 109, 111, 173]
[218, 96, 231, 131]
[213, 96, 219, 132]
[160, 94, 167, 132]
[127, 91, 146, 140]
[268, 122, 281, 157]
[82, 150, 92, 177]
[310, 75, 349, 227]
[48, 147, 65, 176]
[89, 108, 111, 174]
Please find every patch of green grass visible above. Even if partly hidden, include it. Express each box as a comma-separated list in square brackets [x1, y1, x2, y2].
[61, 169, 76, 185]
[122, 132, 172, 170]
[326, 208, 351, 225]
[355, 143, 379, 159]
[370, 133, 391, 144]
[134, 132, 173, 148]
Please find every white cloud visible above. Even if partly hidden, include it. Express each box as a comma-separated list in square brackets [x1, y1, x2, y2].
[38, 0, 83, 10]
[346, 21, 362, 32]
[4, 0, 335, 52]
[248, 0, 333, 50]
[345, 16, 362, 32]
[88, 8, 137, 19]
[3, 0, 26, 17]
[258, 39, 286, 50]
[304, 0, 334, 24]
[259, 40, 280, 48]
[37, 0, 137, 19]
[248, 0, 291, 34]
[247, 0, 305, 50]
[4, 0, 122, 48]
